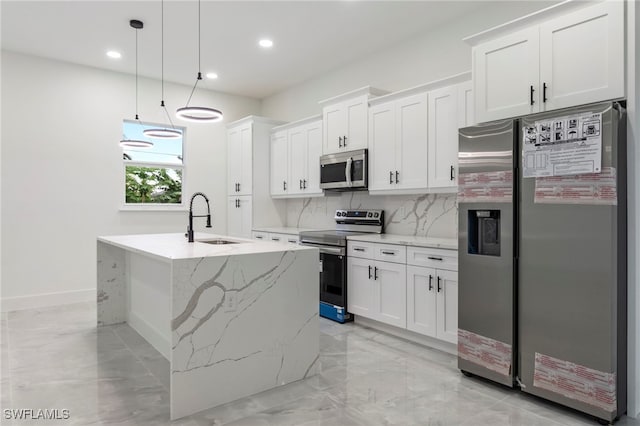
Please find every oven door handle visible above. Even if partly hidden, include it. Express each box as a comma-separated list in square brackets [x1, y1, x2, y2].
[316, 246, 346, 256]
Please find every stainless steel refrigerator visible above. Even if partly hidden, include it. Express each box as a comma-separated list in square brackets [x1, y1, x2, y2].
[458, 101, 627, 424]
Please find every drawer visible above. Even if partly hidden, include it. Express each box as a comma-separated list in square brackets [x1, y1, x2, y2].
[252, 231, 268, 241]
[407, 247, 457, 270]
[347, 241, 375, 259]
[373, 244, 406, 264]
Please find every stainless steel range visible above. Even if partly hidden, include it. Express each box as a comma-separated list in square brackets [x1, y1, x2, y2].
[300, 209, 384, 323]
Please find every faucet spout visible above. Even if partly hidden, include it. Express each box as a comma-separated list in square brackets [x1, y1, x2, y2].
[187, 192, 212, 243]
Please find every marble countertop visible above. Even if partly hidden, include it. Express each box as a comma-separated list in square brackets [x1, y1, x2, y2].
[252, 227, 321, 235]
[346, 234, 458, 250]
[98, 232, 315, 261]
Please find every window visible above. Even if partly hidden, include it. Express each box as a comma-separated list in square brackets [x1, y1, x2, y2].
[121, 120, 186, 208]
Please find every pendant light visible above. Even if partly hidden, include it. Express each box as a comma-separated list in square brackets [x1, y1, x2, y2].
[120, 19, 153, 149]
[176, 0, 223, 122]
[143, 0, 182, 139]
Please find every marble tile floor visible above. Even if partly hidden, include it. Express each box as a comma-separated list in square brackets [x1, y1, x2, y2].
[1, 302, 639, 426]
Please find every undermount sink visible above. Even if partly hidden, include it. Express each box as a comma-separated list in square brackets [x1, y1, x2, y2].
[197, 239, 240, 245]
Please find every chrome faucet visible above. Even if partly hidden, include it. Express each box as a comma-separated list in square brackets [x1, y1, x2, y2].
[187, 192, 212, 242]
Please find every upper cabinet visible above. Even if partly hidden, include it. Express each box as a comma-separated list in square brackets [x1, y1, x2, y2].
[319, 87, 388, 155]
[368, 74, 472, 195]
[227, 122, 253, 195]
[269, 117, 324, 198]
[471, 0, 624, 123]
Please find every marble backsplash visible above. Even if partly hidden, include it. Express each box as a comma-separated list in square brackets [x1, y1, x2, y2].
[286, 192, 458, 238]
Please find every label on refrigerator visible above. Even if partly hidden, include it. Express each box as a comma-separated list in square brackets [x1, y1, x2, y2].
[522, 112, 602, 178]
[534, 167, 617, 205]
[458, 329, 512, 376]
[533, 352, 616, 413]
[458, 171, 513, 203]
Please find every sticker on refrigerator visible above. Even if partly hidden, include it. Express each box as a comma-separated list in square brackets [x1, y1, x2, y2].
[534, 167, 617, 205]
[533, 352, 616, 413]
[458, 329, 512, 376]
[522, 112, 602, 178]
[458, 171, 513, 203]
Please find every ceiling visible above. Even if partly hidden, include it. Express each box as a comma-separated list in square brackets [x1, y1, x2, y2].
[4, 1, 500, 99]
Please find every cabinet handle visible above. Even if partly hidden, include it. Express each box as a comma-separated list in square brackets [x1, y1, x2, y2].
[353, 247, 365, 252]
[271, 237, 280, 241]
[256, 236, 263, 239]
[428, 256, 443, 261]
[389, 171, 393, 184]
[303, 179, 307, 189]
[450, 165, 455, 181]
[543, 82, 548, 103]
[283, 180, 287, 191]
[235, 199, 239, 208]
[343, 135, 347, 146]
[530, 85, 535, 105]
[437, 276, 442, 292]
[381, 251, 396, 256]
[395, 170, 399, 184]
[428, 274, 433, 291]
[374, 266, 378, 280]
[368, 265, 372, 279]
[288, 239, 297, 243]
[237, 183, 240, 192]
[338, 136, 343, 147]
[299, 179, 303, 190]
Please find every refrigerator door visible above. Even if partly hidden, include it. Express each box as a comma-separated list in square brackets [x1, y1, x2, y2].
[518, 102, 626, 422]
[458, 119, 516, 387]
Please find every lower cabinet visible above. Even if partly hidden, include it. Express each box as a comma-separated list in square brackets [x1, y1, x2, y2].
[347, 257, 406, 328]
[407, 265, 458, 344]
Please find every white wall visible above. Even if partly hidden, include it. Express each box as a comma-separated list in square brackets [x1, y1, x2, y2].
[0, 51, 261, 311]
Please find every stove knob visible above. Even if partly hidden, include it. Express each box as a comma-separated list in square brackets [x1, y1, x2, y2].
[374, 212, 379, 218]
[367, 212, 372, 218]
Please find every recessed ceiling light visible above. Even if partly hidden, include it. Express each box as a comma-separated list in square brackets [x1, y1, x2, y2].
[206, 72, 218, 80]
[106, 50, 122, 59]
[258, 39, 273, 48]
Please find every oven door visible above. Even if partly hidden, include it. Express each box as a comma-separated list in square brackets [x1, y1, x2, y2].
[318, 246, 347, 307]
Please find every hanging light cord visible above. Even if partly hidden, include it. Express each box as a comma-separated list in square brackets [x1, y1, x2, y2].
[184, 0, 203, 108]
[135, 25, 140, 121]
[160, 0, 177, 129]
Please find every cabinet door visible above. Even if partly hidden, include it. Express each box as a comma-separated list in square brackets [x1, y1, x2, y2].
[227, 128, 242, 194]
[347, 257, 375, 318]
[406, 266, 437, 337]
[304, 120, 323, 195]
[396, 92, 429, 191]
[368, 102, 397, 191]
[428, 85, 459, 190]
[539, 1, 623, 111]
[323, 103, 345, 154]
[435, 269, 458, 344]
[288, 127, 307, 196]
[457, 81, 474, 128]
[344, 95, 368, 151]
[474, 26, 540, 123]
[238, 196, 253, 239]
[375, 261, 406, 328]
[270, 131, 288, 196]
[227, 197, 242, 237]
[238, 124, 253, 195]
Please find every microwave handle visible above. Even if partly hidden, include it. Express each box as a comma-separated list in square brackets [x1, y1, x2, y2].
[346, 157, 353, 187]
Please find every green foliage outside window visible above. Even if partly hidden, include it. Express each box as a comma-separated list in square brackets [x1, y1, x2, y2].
[125, 166, 182, 204]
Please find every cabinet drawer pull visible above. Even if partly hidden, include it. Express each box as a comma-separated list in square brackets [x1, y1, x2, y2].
[543, 82, 548, 103]
[389, 171, 393, 184]
[288, 239, 297, 243]
[428, 274, 433, 291]
[368, 265, 372, 279]
[530, 85, 535, 105]
[353, 247, 365, 252]
[395, 170, 399, 184]
[283, 180, 287, 191]
[374, 266, 378, 280]
[299, 179, 303, 189]
[427, 256, 443, 261]
[255, 236, 263, 239]
[450, 165, 455, 181]
[338, 136, 343, 147]
[271, 238, 280, 241]
[237, 183, 240, 192]
[343, 135, 347, 146]
[303, 179, 307, 189]
[437, 276, 442, 292]
[381, 251, 396, 255]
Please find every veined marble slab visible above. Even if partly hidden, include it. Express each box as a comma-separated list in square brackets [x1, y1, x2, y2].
[97, 233, 319, 420]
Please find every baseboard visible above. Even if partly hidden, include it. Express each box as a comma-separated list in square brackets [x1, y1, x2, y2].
[127, 310, 170, 360]
[1, 288, 95, 312]
[355, 316, 457, 356]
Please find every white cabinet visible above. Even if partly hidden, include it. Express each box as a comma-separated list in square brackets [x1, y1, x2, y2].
[227, 196, 252, 238]
[428, 85, 459, 190]
[435, 268, 458, 344]
[458, 80, 474, 128]
[227, 122, 253, 195]
[369, 102, 397, 191]
[270, 131, 289, 196]
[270, 118, 323, 198]
[347, 257, 376, 318]
[472, 0, 623, 123]
[320, 87, 387, 155]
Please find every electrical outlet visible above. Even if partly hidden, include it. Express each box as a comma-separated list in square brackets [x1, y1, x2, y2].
[224, 291, 237, 312]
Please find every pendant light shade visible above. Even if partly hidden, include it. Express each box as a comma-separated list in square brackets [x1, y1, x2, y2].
[176, 0, 223, 123]
[120, 19, 154, 148]
[143, 0, 184, 139]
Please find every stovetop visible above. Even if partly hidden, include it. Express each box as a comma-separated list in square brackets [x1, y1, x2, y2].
[299, 209, 385, 247]
[299, 230, 370, 247]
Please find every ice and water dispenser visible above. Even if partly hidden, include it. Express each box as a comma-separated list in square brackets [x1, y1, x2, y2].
[468, 210, 501, 256]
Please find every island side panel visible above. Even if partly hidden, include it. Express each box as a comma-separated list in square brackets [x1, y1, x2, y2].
[97, 241, 127, 326]
[169, 249, 319, 420]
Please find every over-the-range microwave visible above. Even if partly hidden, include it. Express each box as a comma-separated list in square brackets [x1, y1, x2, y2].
[319, 149, 368, 191]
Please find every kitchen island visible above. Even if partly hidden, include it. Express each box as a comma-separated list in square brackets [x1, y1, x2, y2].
[97, 233, 319, 419]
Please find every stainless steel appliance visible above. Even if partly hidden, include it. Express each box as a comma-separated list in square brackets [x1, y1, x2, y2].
[319, 149, 368, 191]
[458, 101, 627, 424]
[300, 209, 384, 323]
